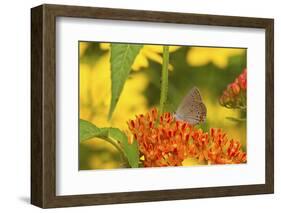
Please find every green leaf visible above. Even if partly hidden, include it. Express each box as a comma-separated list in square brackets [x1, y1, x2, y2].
[108, 44, 143, 119]
[79, 119, 139, 168]
[79, 119, 107, 142]
[105, 128, 139, 168]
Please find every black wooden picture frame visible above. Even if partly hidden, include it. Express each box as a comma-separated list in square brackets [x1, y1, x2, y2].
[31, 4, 274, 208]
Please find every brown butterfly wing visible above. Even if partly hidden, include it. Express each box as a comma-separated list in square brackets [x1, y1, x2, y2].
[176, 87, 207, 125]
[178, 87, 202, 107]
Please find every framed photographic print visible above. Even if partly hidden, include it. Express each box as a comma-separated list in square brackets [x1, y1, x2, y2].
[31, 4, 274, 208]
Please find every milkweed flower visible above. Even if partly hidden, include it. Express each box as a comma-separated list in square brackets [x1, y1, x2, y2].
[127, 108, 246, 167]
[190, 128, 246, 164]
[128, 108, 191, 167]
[219, 68, 247, 109]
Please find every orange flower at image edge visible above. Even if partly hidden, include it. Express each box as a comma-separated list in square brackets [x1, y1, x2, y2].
[128, 108, 246, 167]
[220, 68, 247, 109]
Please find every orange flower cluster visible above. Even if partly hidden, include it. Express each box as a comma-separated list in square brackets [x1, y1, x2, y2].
[128, 108, 246, 167]
[219, 68, 247, 109]
[189, 128, 246, 164]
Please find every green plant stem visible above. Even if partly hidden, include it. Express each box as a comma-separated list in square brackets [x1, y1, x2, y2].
[159, 46, 169, 117]
[225, 116, 247, 122]
[101, 136, 129, 167]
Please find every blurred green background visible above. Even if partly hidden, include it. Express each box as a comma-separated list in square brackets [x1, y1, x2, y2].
[79, 42, 247, 170]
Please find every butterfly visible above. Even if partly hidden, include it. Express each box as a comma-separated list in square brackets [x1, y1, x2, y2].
[174, 87, 207, 125]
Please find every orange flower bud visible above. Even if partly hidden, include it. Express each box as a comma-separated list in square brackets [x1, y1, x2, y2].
[219, 68, 247, 109]
[231, 83, 240, 95]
